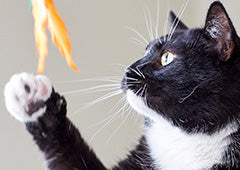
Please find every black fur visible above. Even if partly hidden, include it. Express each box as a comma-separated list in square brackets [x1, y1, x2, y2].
[14, 1, 240, 169]
[26, 89, 153, 170]
[123, 1, 240, 135]
[26, 90, 106, 170]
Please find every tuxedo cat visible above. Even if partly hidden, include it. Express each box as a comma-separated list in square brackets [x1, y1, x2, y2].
[4, 1, 240, 170]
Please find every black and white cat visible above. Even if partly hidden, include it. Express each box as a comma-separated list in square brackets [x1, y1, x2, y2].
[4, 1, 240, 170]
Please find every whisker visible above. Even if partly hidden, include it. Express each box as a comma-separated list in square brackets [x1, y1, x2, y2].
[155, 0, 160, 39]
[140, 84, 147, 97]
[144, 86, 148, 105]
[88, 96, 126, 128]
[136, 87, 143, 96]
[136, 67, 145, 79]
[62, 84, 120, 95]
[144, 8, 153, 42]
[135, 60, 151, 79]
[129, 67, 142, 78]
[125, 26, 149, 45]
[108, 95, 126, 110]
[112, 63, 129, 72]
[121, 84, 139, 90]
[168, 2, 185, 40]
[135, 61, 148, 79]
[130, 37, 146, 47]
[121, 84, 139, 91]
[73, 89, 122, 114]
[64, 87, 120, 96]
[159, 37, 163, 44]
[90, 99, 128, 143]
[123, 84, 134, 88]
[90, 112, 121, 144]
[125, 77, 139, 81]
[114, 64, 144, 81]
[89, 111, 118, 130]
[143, 10, 151, 42]
[121, 99, 130, 120]
[178, 84, 200, 103]
[168, 0, 189, 41]
[163, 0, 170, 42]
[54, 76, 121, 84]
[168, 0, 189, 40]
[145, 6, 154, 41]
[126, 81, 141, 84]
[131, 108, 141, 125]
[106, 106, 132, 144]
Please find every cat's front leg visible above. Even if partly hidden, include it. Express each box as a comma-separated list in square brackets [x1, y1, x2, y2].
[4, 73, 106, 170]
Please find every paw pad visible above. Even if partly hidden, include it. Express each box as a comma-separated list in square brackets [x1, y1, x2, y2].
[4, 73, 52, 122]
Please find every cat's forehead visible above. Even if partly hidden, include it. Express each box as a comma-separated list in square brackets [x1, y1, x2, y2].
[147, 28, 206, 54]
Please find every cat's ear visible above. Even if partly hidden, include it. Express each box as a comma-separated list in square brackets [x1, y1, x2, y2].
[204, 1, 238, 61]
[169, 11, 188, 30]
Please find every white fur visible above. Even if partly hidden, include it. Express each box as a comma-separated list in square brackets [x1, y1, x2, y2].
[4, 73, 52, 122]
[126, 90, 237, 170]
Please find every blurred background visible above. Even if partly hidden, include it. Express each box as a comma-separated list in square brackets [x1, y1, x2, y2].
[1, 0, 240, 169]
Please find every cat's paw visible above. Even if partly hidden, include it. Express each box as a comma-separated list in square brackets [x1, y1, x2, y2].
[4, 73, 52, 123]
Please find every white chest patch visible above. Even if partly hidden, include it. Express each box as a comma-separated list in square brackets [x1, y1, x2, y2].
[126, 90, 237, 170]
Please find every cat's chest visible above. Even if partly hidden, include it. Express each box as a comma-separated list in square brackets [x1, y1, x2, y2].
[145, 120, 235, 170]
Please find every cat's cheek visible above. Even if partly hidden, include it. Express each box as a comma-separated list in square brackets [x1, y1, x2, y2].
[126, 90, 160, 122]
[4, 73, 52, 123]
[126, 90, 147, 114]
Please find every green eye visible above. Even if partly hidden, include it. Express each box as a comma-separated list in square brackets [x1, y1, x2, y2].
[161, 52, 176, 66]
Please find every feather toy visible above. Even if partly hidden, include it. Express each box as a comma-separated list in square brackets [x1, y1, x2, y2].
[32, 0, 79, 74]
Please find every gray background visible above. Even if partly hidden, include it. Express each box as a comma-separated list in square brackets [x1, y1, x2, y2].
[1, 0, 240, 169]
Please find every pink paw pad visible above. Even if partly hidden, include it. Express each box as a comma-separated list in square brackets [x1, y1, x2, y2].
[4, 73, 52, 122]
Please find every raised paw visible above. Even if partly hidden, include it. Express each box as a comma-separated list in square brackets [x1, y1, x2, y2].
[4, 73, 52, 122]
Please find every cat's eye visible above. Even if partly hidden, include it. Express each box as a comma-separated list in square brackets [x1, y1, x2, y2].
[160, 52, 176, 66]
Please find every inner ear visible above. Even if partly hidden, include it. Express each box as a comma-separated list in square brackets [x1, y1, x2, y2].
[204, 1, 237, 61]
[169, 11, 188, 30]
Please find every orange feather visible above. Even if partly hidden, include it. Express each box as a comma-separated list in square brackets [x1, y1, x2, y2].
[32, 0, 79, 74]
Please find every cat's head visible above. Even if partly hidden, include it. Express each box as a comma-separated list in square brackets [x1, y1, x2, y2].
[122, 1, 240, 134]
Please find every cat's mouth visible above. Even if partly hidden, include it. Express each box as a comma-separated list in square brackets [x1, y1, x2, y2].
[121, 77, 146, 95]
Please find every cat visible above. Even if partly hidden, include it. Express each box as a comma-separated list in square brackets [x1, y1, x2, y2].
[4, 1, 240, 170]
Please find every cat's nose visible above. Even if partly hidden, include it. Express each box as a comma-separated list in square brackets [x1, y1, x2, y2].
[125, 68, 137, 81]
[125, 67, 133, 78]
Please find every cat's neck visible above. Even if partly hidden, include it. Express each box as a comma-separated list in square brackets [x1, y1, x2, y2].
[145, 117, 238, 170]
